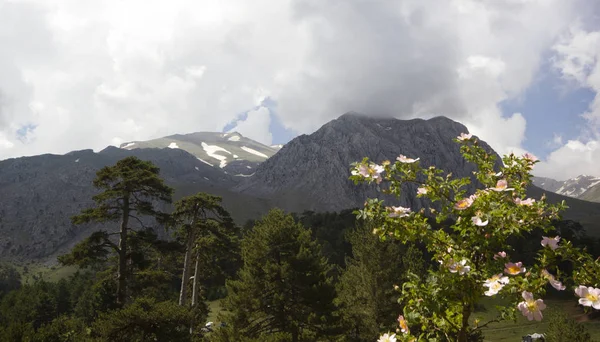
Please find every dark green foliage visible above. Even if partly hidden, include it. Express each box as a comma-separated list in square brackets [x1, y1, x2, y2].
[90, 297, 193, 342]
[66, 156, 173, 305]
[0, 280, 67, 333]
[171, 193, 239, 306]
[71, 156, 173, 227]
[0, 264, 21, 298]
[73, 271, 118, 324]
[544, 308, 594, 342]
[33, 315, 88, 342]
[214, 209, 338, 341]
[295, 209, 357, 268]
[57, 231, 115, 268]
[335, 223, 421, 341]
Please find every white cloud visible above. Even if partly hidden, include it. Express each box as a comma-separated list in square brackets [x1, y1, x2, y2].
[228, 106, 273, 145]
[534, 24, 600, 179]
[0, 0, 595, 167]
[536, 140, 600, 180]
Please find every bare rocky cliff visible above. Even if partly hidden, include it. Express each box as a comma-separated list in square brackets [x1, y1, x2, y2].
[234, 113, 499, 211]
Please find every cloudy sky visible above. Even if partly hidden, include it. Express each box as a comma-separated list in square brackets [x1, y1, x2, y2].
[1, 0, 600, 180]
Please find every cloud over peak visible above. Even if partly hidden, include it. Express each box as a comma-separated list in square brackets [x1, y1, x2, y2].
[0, 0, 598, 181]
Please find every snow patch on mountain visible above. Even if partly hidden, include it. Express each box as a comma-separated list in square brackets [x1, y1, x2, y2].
[168, 142, 179, 149]
[197, 158, 214, 167]
[241, 146, 269, 158]
[534, 175, 600, 199]
[201, 142, 232, 168]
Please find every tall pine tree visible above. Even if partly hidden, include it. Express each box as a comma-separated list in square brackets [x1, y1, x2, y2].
[65, 157, 173, 305]
[170, 193, 235, 307]
[214, 209, 337, 342]
[335, 223, 425, 341]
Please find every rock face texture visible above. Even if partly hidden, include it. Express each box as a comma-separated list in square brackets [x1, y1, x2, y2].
[2, 112, 600, 261]
[533, 175, 600, 199]
[234, 113, 499, 211]
[0, 147, 268, 260]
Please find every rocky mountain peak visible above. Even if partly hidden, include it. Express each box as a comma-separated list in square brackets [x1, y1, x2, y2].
[234, 114, 496, 212]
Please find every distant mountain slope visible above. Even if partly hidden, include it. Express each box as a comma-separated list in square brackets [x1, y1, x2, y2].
[235, 113, 500, 212]
[120, 131, 278, 176]
[235, 112, 600, 236]
[579, 183, 600, 203]
[526, 186, 600, 235]
[0, 147, 270, 261]
[3, 113, 600, 262]
[533, 175, 600, 198]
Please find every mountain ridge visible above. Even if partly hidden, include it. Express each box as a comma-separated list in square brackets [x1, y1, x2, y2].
[2, 113, 600, 262]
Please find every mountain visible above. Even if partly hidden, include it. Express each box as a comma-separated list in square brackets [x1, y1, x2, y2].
[236, 113, 600, 235]
[0, 147, 271, 261]
[2, 112, 600, 262]
[235, 113, 500, 211]
[533, 175, 600, 198]
[120, 131, 278, 176]
[579, 183, 600, 203]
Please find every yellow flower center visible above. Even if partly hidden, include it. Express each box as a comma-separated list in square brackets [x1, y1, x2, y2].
[507, 265, 521, 274]
[457, 201, 468, 208]
[526, 300, 538, 311]
[586, 293, 598, 302]
[399, 320, 408, 332]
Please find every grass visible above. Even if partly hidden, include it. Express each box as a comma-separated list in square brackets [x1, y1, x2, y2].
[3, 262, 80, 284]
[474, 297, 600, 341]
[207, 299, 226, 324]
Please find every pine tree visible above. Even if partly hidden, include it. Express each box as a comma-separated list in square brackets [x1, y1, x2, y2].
[65, 157, 173, 305]
[214, 209, 337, 342]
[335, 223, 423, 341]
[170, 193, 235, 307]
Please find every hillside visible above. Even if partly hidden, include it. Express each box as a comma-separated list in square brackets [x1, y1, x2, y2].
[0, 147, 271, 261]
[120, 131, 277, 176]
[579, 183, 600, 203]
[533, 175, 600, 198]
[235, 113, 501, 211]
[235, 112, 600, 235]
[2, 113, 600, 262]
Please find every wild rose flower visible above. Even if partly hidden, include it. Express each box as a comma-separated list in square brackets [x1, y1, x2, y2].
[517, 291, 546, 321]
[484, 274, 509, 286]
[378, 332, 397, 342]
[541, 236, 560, 250]
[484, 281, 505, 296]
[490, 179, 514, 192]
[398, 315, 409, 334]
[494, 251, 507, 260]
[388, 206, 412, 218]
[575, 286, 600, 309]
[504, 262, 526, 275]
[449, 259, 470, 275]
[523, 152, 538, 162]
[541, 270, 565, 291]
[397, 154, 419, 163]
[454, 197, 474, 210]
[417, 187, 428, 195]
[457, 133, 472, 141]
[353, 163, 385, 183]
[515, 197, 536, 206]
[471, 215, 489, 226]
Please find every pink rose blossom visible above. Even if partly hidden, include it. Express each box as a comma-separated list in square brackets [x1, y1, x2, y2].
[396, 155, 420, 163]
[541, 236, 560, 250]
[457, 133, 473, 141]
[517, 291, 546, 321]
